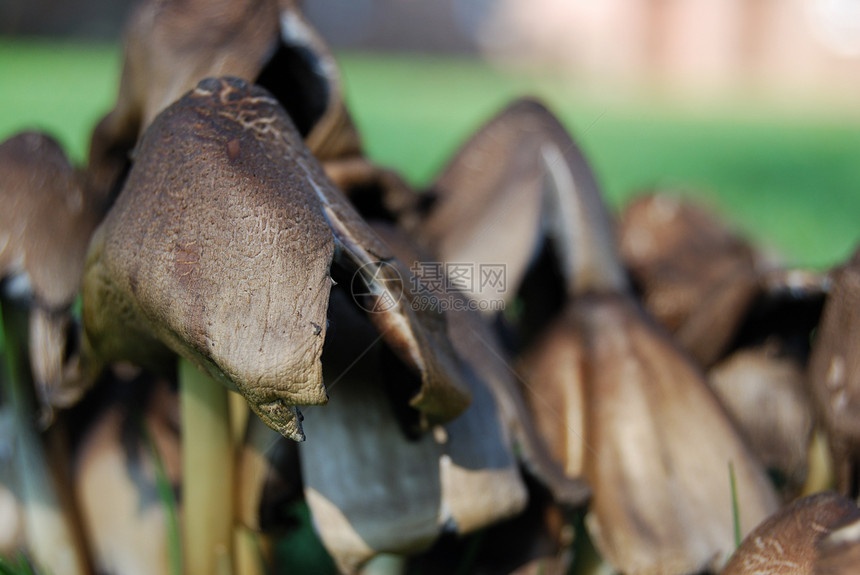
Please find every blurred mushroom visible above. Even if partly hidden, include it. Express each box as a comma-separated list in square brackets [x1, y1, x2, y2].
[0, 132, 107, 575]
[720, 491, 860, 575]
[709, 345, 813, 492]
[808, 247, 860, 497]
[617, 192, 760, 365]
[619, 192, 824, 493]
[88, 0, 361, 201]
[618, 191, 826, 368]
[0, 132, 106, 414]
[418, 99, 780, 573]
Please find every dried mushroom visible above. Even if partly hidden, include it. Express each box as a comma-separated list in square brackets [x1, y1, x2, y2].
[420, 99, 779, 574]
[301, 222, 575, 573]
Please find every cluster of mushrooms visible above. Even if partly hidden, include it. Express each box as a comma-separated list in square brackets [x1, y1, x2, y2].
[2, 1, 860, 574]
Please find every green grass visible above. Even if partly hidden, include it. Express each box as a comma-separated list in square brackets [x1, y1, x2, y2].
[2, 38, 860, 270]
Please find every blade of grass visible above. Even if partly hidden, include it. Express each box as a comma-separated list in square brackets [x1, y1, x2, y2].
[0, 553, 37, 575]
[141, 423, 182, 575]
[728, 462, 741, 549]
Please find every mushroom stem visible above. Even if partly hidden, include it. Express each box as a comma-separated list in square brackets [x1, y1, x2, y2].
[179, 358, 234, 575]
[359, 553, 408, 575]
[803, 429, 836, 496]
[0, 301, 89, 575]
[234, 525, 266, 575]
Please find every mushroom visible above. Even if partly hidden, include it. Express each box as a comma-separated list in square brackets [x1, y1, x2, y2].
[618, 192, 825, 493]
[81, 76, 471, 573]
[0, 132, 106, 414]
[417, 98, 780, 573]
[0, 131, 105, 575]
[808, 246, 860, 497]
[709, 345, 812, 491]
[720, 491, 860, 575]
[87, 0, 362, 202]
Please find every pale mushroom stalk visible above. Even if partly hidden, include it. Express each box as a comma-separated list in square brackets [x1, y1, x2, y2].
[178, 359, 235, 575]
[0, 301, 89, 575]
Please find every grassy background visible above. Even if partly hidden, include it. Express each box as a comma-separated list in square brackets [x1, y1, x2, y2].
[2, 38, 860, 269]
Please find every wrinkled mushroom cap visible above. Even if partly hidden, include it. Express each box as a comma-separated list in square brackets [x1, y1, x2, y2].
[83, 77, 469, 441]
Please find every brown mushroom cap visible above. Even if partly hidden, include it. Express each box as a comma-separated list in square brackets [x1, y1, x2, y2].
[578, 294, 779, 574]
[721, 491, 860, 575]
[419, 98, 627, 308]
[82, 77, 469, 441]
[300, 224, 541, 573]
[0, 132, 106, 409]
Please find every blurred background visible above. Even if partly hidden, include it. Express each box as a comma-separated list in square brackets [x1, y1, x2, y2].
[2, 0, 860, 268]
